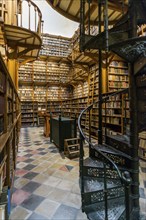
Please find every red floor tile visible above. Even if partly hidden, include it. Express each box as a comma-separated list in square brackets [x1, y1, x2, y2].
[11, 189, 31, 205]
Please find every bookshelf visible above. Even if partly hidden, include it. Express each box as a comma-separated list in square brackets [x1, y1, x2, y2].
[108, 59, 129, 92]
[21, 101, 39, 127]
[47, 100, 61, 114]
[135, 58, 146, 160]
[46, 62, 71, 84]
[21, 101, 34, 127]
[100, 58, 130, 136]
[33, 60, 46, 82]
[102, 91, 130, 136]
[0, 54, 21, 218]
[18, 84, 33, 101]
[18, 62, 33, 82]
[40, 34, 72, 57]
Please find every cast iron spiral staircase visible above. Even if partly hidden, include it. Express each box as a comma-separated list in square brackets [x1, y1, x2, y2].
[78, 1, 146, 218]
[78, 88, 141, 220]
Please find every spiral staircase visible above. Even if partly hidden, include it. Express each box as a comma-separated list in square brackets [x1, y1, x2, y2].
[78, 0, 146, 219]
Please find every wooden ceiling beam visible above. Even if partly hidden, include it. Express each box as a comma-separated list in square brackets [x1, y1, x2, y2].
[91, 0, 128, 12]
[53, 0, 60, 7]
[73, 61, 89, 67]
[66, 1, 72, 13]
[73, 63, 89, 72]
[84, 51, 98, 63]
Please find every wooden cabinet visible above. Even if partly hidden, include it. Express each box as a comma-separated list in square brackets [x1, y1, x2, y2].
[50, 116, 76, 151]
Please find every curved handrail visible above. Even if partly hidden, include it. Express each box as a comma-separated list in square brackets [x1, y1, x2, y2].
[17, 0, 42, 35]
[78, 87, 131, 185]
[1, 0, 43, 36]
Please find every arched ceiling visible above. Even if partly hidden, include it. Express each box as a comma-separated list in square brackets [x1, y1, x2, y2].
[46, 0, 128, 25]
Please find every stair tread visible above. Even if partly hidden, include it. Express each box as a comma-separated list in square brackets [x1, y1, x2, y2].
[83, 157, 136, 176]
[84, 157, 104, 168]
[84, 176, 122, 193]
[107, 134, 130, 144]
[131, 209, 146, 220]
[84, 198, 125, 220]
[94, 144, 132, 159]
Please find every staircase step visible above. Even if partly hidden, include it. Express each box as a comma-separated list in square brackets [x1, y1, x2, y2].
[93, 144, 133, 167]
[131, 208, 146, 220]
[94, 144, 131, 159]
[82, 157, 138, 183]
[84, 198, 125, 220]
[84, 177, 121, 193]
[106, 135, 132, 156]
[84, 157, 103, 168]
[82, 176, 125, 211]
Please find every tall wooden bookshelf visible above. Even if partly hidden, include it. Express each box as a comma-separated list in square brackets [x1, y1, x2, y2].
[40, 33, 72, 57]
[108, 59, 128, 92]
[0, 54, 21, 219]
[102, 57, 129, 136]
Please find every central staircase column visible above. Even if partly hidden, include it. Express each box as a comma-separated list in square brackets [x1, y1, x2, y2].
[128, 0, 139, 209]
[98, 1, 103, 145]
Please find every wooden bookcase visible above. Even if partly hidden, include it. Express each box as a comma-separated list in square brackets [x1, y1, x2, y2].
[108, 59, 128, 92]
[101, 57, 129, 136]
[18, 62, 33, 82]
[102, 93, 129, 136]
[0, 54, 21, 218]
[21, 101, 39, 127]
[40, 34, 71, 58]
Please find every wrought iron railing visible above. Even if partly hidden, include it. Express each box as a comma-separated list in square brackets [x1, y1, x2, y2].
[78, 88, 132, 220]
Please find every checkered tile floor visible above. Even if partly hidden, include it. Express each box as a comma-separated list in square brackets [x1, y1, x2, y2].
[10, 127, 146, 219]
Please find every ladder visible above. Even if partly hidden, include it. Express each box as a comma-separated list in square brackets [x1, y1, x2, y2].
[64, 137, 80, 158]
[84, 69, 96, 136]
